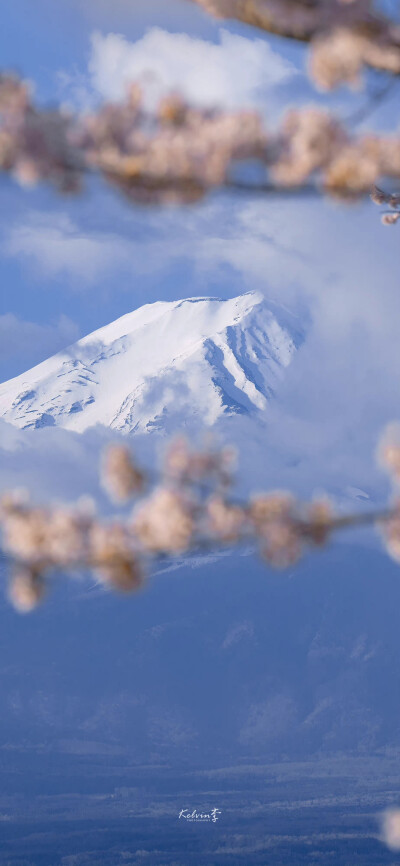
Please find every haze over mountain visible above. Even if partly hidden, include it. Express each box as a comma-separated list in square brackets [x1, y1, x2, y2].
[0, 292, 301, 434]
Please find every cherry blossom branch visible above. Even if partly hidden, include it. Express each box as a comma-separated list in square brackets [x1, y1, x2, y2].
[370, 183, 400, 224]
[2, 73, 400, 210]
[2, 431, 400, 613]
[190, 0, 386, 43]
[189, 0, 400, 87]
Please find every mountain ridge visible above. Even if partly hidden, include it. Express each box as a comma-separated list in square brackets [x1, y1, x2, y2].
[0, 292, 301, 434]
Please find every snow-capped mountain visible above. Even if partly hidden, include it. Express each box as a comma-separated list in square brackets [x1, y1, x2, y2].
[0, 292, 301, 434]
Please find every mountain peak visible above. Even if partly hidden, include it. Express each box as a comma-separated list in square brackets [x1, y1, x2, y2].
[0, 292, 299, 434]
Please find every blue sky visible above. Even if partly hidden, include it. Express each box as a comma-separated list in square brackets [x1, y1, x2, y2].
[1, 0, 400, 514]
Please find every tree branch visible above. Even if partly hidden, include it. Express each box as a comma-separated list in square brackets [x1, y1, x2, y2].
[189, 0, 400, 82]
[2, 73, 400, 211]
[2, 437, 400, 612]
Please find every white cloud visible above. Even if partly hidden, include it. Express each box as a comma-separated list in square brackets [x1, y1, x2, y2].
[197, 197, 400, 503]
[2, 214, 133, 285]
[0, 421, 105, 504]
[0, 419, 159, 510]
[87, 27, 297, 109]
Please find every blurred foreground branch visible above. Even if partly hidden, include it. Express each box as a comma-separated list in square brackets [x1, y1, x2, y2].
[2, 428, 400, 613]
[2, 73, 400, 211]
[190, 0, 400, 86]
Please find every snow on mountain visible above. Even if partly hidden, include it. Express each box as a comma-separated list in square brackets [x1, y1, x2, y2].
[0, 292, 301, 434]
